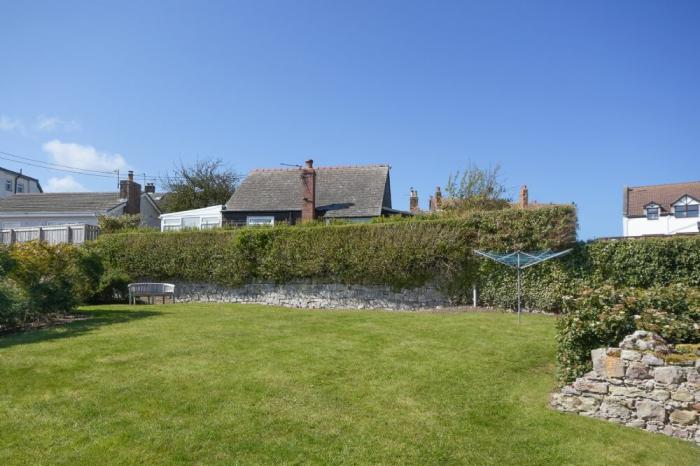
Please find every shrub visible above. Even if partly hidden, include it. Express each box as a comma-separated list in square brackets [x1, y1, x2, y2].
[98, 214, 142, 234]
[556, 284, 700, 383]
[8, 242, 102, 317]
[89, 206, 578, 294]
[0, 278, 28, 330]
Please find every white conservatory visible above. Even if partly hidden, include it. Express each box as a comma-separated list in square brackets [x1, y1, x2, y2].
[159, 205, 223, 232]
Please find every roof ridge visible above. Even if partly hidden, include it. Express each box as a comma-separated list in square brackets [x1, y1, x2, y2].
[628, 180, 700, 190]
[251, 164, 389, 173]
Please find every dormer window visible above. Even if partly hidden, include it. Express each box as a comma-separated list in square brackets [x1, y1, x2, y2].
[645, 204, 659, 220]
[673, 196, 699, 218]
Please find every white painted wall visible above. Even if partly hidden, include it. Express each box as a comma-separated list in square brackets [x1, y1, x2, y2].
[0, 214, 100, 229]
[0, 170, 42, 198]
[159, 205, 223, 231]
[623, 197, 700, 236]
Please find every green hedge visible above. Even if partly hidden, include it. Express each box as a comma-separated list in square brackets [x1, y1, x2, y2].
[90, 206, 577, 294]
[478, 236, 700, 312]
[556, 284, 700, 383]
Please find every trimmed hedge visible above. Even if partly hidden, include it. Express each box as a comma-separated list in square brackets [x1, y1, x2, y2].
[89, 206, 577, 294]
[556, 284, 700, 383]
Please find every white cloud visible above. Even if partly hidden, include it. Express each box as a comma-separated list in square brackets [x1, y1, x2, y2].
[0, 115, 26, 133]
[35, 116, 81, 132]
[42, 139, 128, 172]
[45, 175, 88, 192]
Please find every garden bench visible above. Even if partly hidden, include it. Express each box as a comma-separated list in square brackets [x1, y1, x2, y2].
[128, 283, 176, 304]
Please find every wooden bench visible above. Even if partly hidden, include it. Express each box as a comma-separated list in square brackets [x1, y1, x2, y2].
[128, 283, 175, 304]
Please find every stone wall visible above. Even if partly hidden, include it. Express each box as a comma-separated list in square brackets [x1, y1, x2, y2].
[551, 331, 699, 445]
[173, 282, 450, 310]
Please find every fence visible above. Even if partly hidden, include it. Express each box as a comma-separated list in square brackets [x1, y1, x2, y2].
[0, 224, 100, 245]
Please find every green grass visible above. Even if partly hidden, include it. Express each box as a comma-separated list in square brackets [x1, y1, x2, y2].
[0, 304, 697, 465]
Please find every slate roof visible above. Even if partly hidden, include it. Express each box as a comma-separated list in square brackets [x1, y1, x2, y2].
[0, 192, 124, 213]
[623, 181, 700, 217]
[225, 165, 393, 218]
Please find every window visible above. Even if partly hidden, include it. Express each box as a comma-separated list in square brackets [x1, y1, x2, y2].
[162, 218, 181, 231]
[674, 196, 699, 218]
[246, 216, 274, 226]
[646, 206, 659, 220]
[16, 182, 24, 193]
[5, 180, 11, 191]
[201, 216, 220, 229]
[181, 217, 199, 229]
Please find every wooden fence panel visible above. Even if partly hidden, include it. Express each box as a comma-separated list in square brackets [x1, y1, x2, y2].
[0, 224, 100, 245]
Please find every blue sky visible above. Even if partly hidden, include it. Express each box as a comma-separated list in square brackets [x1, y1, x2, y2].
[0, 1, 698, 239]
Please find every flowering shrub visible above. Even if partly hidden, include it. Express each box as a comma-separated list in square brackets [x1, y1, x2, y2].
[556, 284, 700, 382]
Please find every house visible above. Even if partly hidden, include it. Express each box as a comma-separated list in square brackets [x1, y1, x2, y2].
[222, 160, 407, 226]
[159, 204, 223, 231]
[0, 167, 42, 198]
[0, 171, 164, 229]
[623, 181, 700, 237]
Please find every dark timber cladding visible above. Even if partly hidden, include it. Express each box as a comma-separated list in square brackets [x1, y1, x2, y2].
[223, 163, 398, 224]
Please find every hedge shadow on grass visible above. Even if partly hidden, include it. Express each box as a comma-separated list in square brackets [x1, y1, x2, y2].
[0, 308, 164, 349]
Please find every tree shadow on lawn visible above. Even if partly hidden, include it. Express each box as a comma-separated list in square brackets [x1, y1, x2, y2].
[0, 308, 164, 349]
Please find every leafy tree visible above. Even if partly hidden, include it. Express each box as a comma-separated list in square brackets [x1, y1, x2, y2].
[162, 159, 240, 212]
[444, 163, 510, 211]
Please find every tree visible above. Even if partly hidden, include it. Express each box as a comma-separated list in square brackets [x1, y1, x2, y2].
[444, 162, 510, 211]
[162, 159, 240, 212]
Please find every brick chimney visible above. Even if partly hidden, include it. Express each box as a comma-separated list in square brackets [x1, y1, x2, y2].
[145, 182, 156, 194]
[519, 185, 529, 209]
[300, 159, 316, 222]
[119, 170, 142, 215]
[434, 186, 442, 210]
[409, 188, 419, 213]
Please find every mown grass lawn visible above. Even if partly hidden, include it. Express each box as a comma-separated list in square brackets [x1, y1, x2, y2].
[0, 304, 697, 465]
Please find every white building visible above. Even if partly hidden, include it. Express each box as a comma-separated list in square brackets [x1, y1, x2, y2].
[0, 171, 164, 229]
[159, 204, 223, 232]
[623, 181, 700, 237]
[0, 167, 42, 198]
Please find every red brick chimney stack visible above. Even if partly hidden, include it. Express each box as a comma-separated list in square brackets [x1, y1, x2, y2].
[301, 159, 316, 222]
[409, 188, 419, 213]
[433, 186, 443, 211]
[520, 185, 529, 209]
[119, 170, 142, 215]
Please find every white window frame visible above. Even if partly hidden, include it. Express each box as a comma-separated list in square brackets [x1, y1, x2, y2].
[4, 180, 11, 191]
[162, 218, 182, 231]
[673, 196, 699, 219]
[246, 216, 275, 226]
[200, 216, 221, 229]
[16, 182, 24, 193]
[645, 204, 660, 220]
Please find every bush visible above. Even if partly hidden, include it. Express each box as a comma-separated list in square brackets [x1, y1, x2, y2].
[0, 278, 28, 330]
[89, 206, 578, 294]
[98, 214, 142, 234]
[556, 284, 700, 383]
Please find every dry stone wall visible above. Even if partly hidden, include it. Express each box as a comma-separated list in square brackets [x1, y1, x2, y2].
[551, 331, 700, 445]
[173, 282, 450, 310]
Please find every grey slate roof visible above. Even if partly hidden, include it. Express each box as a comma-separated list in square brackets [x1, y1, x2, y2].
[225, 165, 392, 218]
[0, 192, 124, 213]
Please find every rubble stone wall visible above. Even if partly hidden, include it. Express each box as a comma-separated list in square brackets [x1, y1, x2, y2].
[173, 282, 449, 310]
[551, 331, 699, 445]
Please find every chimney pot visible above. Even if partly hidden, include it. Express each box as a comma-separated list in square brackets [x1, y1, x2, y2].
[145, 183, 156, 194]
[128, 170, 134, 181]
[305, 159, 313, 169]
[409, 187, 419, 214]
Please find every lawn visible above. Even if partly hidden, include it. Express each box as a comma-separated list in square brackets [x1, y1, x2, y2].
[0, 305, 697, 465]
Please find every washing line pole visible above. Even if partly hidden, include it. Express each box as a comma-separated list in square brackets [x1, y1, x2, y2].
[517, 253, 521, 325]
[474, 249, 572, 324]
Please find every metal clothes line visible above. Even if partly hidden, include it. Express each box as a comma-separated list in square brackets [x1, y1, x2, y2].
[474, 249, 572, 324]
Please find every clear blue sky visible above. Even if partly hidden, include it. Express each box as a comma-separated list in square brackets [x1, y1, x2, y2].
[1, 1, 698, 239]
